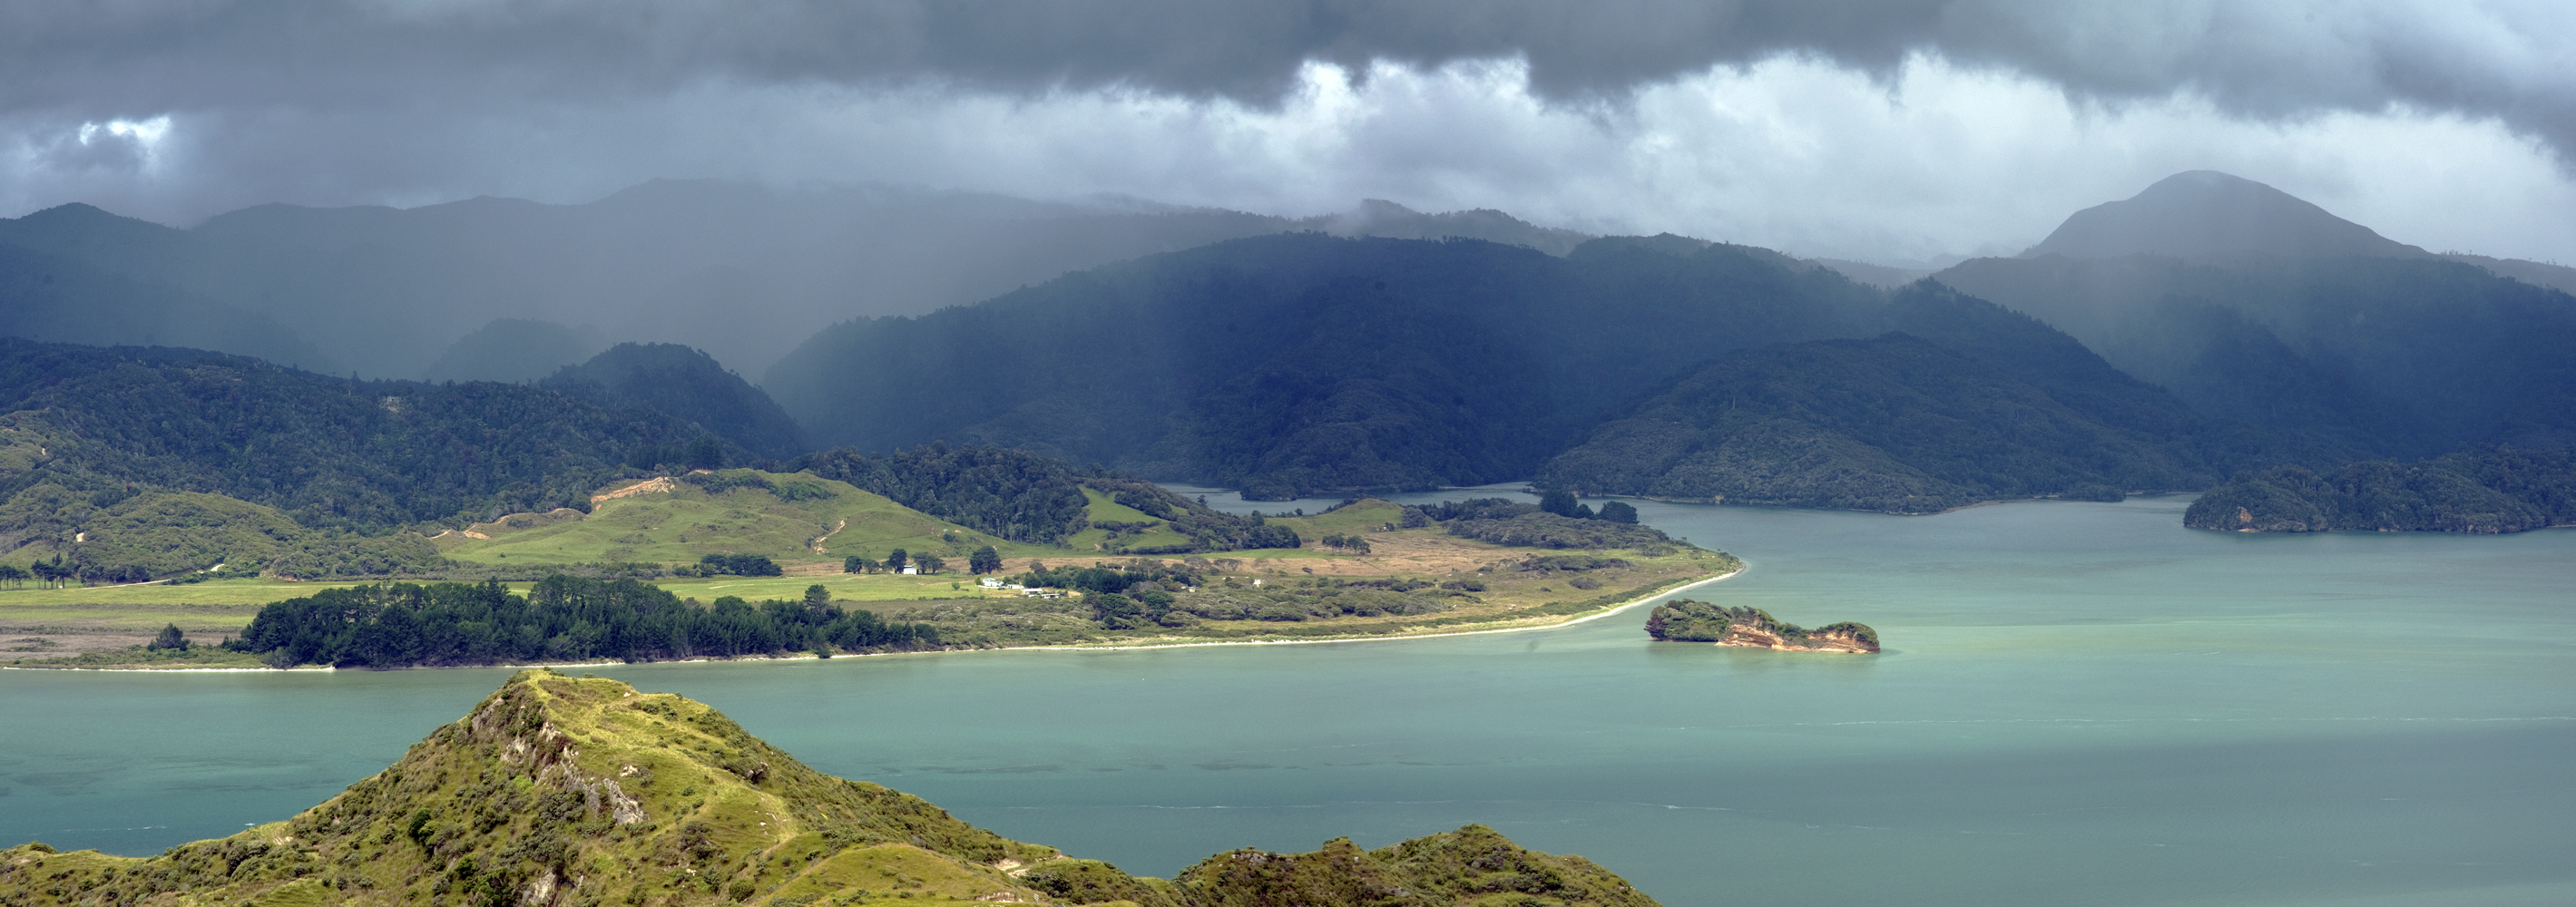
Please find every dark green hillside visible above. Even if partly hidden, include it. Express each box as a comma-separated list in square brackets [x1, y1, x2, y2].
[543, 342, 808, 459]
[1939, 253, 2576, 459]
[792, 442, 1300, 551]
[0, 338, 739, 533]
[2186, 445, 2576, 533]
[766, 232, 1879, 497]
[1538, 286, 2218, 512]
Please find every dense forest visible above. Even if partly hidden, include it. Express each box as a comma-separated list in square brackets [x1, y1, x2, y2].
[2185, 445, 2576, 532]
[228, 576, 942, 668]
[0, 339, 748, 532]
[542, 342, 809, 460]
[1940, 254, 2576, 461]
[790, 442, 1301, 551]
[1536, 284, 2229, 511]
[762, 232, 2395, 507]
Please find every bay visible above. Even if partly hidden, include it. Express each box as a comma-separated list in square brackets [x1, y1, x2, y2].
[4, 494, 2571, 907]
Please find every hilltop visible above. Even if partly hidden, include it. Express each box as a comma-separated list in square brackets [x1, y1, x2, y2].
[2020, 171, 2427, 259]
[0, 669, 1663, 907]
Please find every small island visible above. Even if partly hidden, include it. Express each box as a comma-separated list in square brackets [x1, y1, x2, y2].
[1645, 599, 1879, 653]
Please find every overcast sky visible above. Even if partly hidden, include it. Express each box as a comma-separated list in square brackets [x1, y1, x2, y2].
[4, 0, 2571, 265]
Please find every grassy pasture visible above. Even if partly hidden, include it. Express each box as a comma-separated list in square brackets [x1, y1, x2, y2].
[438, 470, 1053, 568]
[1058, 487, 1196, 552]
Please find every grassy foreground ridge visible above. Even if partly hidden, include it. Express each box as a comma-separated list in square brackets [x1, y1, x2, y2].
[0, 669, 1662, 907]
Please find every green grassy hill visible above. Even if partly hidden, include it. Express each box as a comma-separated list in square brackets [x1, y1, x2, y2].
[439, 469, 1050, 570]
[1059, 486, 1199, 552]
[0, 485, 448, 580]
[0, 670, 1664, 907]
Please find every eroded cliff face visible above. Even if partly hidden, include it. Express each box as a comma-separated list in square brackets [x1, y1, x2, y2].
[1714, 622, 1879, 653]
[1646, 599, 1880, 653]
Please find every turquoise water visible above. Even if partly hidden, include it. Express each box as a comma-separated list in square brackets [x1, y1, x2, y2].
[5, 496, 2573, 906]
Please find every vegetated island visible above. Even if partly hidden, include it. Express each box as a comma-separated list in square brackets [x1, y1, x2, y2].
[0, 669, 1664, 907]
[1644, 599, 1879, 653]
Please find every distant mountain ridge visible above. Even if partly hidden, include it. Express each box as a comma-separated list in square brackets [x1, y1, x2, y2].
[768, 232, 2293, 506]
[2020, 171, 2427, 259]
[1535, 283, 2223, 511]
[764, 231, 1886, 498]
[0, 182, 1603, 381]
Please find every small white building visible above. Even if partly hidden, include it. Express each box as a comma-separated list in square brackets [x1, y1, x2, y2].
[979, 576, 1004, 589]
[900, 565, 920, 575]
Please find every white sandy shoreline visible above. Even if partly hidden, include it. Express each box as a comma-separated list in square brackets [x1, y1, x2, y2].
[1, 567, 1743, 673]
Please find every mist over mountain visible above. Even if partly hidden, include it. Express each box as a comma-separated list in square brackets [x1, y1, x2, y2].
[0, 207, 340, 372]
[0, 181, 1619, 385]
[3, 167, 2569, 527]
[2021, 171, 2428, 260]
[1307, 199, 1595, 255]
[1940, 173, 2576, 462]
[1804, 258, 1937, 289]
[764, 231, 2264, 502]
[423, 318, 607, 384]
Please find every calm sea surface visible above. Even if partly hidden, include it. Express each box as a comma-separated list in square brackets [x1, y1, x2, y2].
[5, 494, 2572, 907]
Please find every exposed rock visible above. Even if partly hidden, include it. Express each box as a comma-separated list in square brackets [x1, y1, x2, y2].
[1646, 599, 1879, 653]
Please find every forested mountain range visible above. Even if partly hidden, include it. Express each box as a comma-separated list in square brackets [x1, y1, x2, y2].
[766, 232, 1885, 498]
[6, 170, 2572, 532]
[1938, 171, 2576, 461]
[1534, 284, 2231, 511]
[761, 171, 2575, 522]
[0, 339, 742, 535]
[764, 230, 2307, 504]
[0, 335, 1314, 580]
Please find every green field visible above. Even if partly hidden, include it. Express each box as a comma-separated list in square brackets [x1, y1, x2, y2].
[440, 470, 1055, 567]
[1058, 487, 1198, 552]
[1270, 499, 1410, 537]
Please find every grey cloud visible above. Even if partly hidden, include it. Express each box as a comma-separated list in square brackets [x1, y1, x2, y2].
[1, 2, 2565, 151]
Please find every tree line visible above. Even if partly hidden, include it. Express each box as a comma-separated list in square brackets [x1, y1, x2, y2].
[792, 441, 1304, 553]
[2185, 444, 2575, 532]
[225, 576, 940, 668]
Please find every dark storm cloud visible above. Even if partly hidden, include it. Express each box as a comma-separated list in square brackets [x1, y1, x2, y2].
[1, 1, 2565, 155]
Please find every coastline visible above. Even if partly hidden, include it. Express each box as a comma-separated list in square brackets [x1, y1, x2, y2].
[1, 566, 1744, 672]
[1010, 566, 1741, 652]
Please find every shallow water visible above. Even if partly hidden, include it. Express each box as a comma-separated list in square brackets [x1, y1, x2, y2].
[5, 495, 2572, 907]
